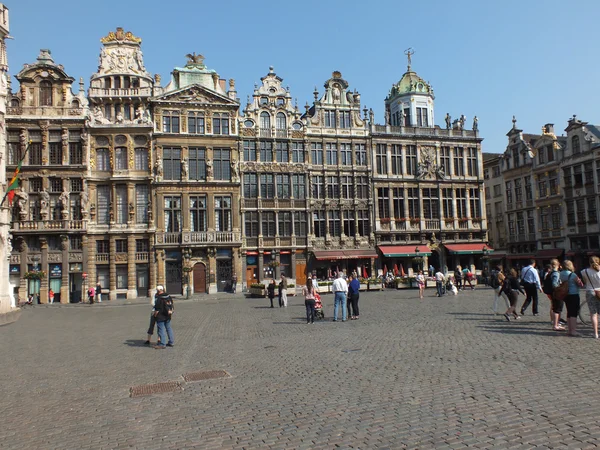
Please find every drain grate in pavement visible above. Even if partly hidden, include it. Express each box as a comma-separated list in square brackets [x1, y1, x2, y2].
[183, 370, 230, 382]
[342, 348, 362, 353]
[130, 381, 182, 397]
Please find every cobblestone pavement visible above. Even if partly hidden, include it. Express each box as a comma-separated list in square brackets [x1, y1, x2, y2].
[2, 287, 600, 449]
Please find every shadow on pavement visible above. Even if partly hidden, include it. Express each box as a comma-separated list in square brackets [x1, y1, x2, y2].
[123, 339, 150, 347]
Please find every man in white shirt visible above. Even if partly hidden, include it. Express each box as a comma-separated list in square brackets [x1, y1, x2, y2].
[332, 272, 349, 322]
[520, 259, 542, 316]
[435, 269, 445, 297]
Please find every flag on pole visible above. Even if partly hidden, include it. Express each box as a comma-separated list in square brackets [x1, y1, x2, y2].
[1, 141, 30, 207]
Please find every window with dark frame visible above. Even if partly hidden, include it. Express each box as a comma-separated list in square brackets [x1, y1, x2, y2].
[190, 195, 207, 232]
[276, 174, 290, 198]
[260, 173, 274, 198]
[278, 211, 292, 236]
[188, 112, 205, 134]
[214, 196, 232, 231]
[311, 142, 323, 165]
[291, 142, 304, 163]
[244, 211, 259, 237]
[212, 113, 230, 135]
[188, 147, 206, 181]
[69, 142, 83, 165]
[376, 144, 387, 174]
[163, 147, 182, 181]
[49, 143, 62, 165]
[406, 145, 417, 176]
[292, 174, 305, 199]
[313, 210, 326, 237]
[262, 211, 276, 237]
[244, 140, 257, 161]
[244, 173, 258, 198]
[260, 141, 273, 162]
[294, 211, 307, 236]
[163, 110, 180, 133]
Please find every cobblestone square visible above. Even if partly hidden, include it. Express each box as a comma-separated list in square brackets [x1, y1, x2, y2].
[1, 287, 599, 449]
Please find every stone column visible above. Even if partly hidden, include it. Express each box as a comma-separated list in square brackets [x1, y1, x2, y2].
[149, 246, 157, 297]
[258, 250, 264, 283]
[39, 238, 48, 304]
[207, 249, 217, 294]
[0, 207, 11, 311]
[19, 243, 27, 301]
[87, 235, 96, 288]
[291, 251, 297, 280]
[127, 234, 137, 299]
[109, 236, 117, 300]
[156, 249, 165, 288]
[82, 235, 89, 299]
[60, 236, 69, 303]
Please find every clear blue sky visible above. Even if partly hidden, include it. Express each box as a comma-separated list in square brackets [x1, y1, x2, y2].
[6, 0, 599, 153]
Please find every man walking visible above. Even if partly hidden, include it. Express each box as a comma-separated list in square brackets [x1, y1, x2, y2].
[435, 269, 445, 297]
[520, 259, 542, 316]
[279, 274, 288, 307]
[332, 272, 349, 322]
[153, 285, 174, 349]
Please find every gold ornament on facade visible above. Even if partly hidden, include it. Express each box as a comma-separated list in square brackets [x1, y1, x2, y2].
[128, 140, 134, 169]
[100, 28, 142, 44]
[62, 86, 67, 102]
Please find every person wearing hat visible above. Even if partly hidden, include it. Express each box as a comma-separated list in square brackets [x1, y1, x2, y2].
[153, 285, 174, 349]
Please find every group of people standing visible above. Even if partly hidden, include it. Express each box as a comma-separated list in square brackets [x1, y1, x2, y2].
[266, 274, 288, 308]
[490, 257, 600, 338]
[145, 285, 175, 349]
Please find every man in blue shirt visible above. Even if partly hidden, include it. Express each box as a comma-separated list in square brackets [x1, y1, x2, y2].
[520, 259, 543, 316]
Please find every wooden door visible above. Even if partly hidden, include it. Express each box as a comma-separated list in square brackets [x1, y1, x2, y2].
[246, 266, 256, 288]
[296, 262, 307, 286]
[193, 263, 206, 294]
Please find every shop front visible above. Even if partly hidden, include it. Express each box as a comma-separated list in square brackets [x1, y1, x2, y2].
[378, 245, 432, 277]
[310, 249, 377, 280]
[444, 243, 493, 273]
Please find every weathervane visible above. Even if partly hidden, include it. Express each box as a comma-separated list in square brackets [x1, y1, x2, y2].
[404, 48, 414, 70]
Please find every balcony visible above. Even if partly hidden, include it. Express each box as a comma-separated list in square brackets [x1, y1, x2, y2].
[276, 129, 288, 138]
[259, 128, 272, 138]
[135, 252, 149, 262]
[372, 124, 477, 138]
[424, 219, 440, 230]
[88, 87, 153, 98]
[96, 253, 109, 263]
[155, 231, 242, 246]
[12, 220, 86, 231]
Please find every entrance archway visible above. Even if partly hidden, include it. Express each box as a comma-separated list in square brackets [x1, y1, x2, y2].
[193, 263, 207, 294]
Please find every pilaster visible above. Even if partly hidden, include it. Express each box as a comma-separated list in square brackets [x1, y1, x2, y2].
[109, 236, 117, 300]
[127, 234, 137, 299]
[60, 235, 69, 303]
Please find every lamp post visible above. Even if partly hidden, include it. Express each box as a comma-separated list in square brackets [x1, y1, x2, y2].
[415, 246, 421, 271]
[482, 245, 490, 285]
[183, 249, 191, 299]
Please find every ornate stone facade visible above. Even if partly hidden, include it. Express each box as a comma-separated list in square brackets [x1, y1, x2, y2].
[0, 3, 10, 312]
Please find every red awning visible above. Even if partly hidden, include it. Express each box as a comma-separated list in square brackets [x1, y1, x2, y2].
[444, 243, 493, 254]
[245, 251, 258, 256]
[536, 249, 564, 259]
[378, 245, 432, 257]
[313, 250, 378, 260]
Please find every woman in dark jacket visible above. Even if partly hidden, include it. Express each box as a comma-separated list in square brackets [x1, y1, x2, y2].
[502, 268, 524, 321]
[267, 279, 276, 308]
[454, 266, 463, 291]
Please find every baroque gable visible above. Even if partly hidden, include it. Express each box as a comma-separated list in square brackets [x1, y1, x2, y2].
[152, 84, 239, 108]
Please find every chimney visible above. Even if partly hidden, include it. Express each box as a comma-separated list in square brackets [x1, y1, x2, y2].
[219, 79, 226, 92]
[544, 123, 554, 134]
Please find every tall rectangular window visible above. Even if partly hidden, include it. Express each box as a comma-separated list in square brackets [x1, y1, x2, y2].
[29, 143, 42, 165]
[294, 211, 307, 236]
[70, 178, 83, 193]
[278, 211, 292, 236]
[190, 196, 207, 232]
[324, 110, 336, 128]
[328, 210, 341, 236]
[340, 143, 352, 165]
[391, 145, 402, 175]
[276, 174, 290, 198]
[440, 146, 451, 176]
[292, 174, 305, 199]
[163, 147, 181, 181]
[357, 210, 370, 236]
[244, 173, 258, 198]
[355, 143, 367, 166]
[162, 110, 180, 133]
[135, 184, 148, 223]
[164, 196, 181, 232]
[188, 112, 205, 134]
[215, 196, 231, 231]
[188, 147, 206, 181]
[276, 142, 289, 162]
[408, 188, 420, 218]
[525, 176, 533, 200]
[442, 188, 454, 218]
[243, 140, 256, 161]
[376, 144, 387, 175]
[134, 148, 148, 171]
[326, 143, 338, 165]
[456, 188, 467, 217]
[540, 206, 550, 230]
[422, 188, 439, 219]
[527, 210, 535, 234]
[312, 176, 324, 199]
[213, 148, 231, 181]
[326, 176, 339, 198]
[343, 211, 355, 236]
[115, 147, 127, 171]
[311, 142, 323, 165]
[514, 178, 522, 202]
[551, 204, 562, 229]
[378, 188, 390, 218]
[392, 188, 405, 219]
[505, 181, 513, 204]
[49, 143, 62, 165]
[406, 145, 417, 175]
[339, 111, 351, 128]
[356, 176, 368, 199]
[244, 211, 259, 237]
[260, 174, 274, 198]
[340, 176, 353, 199]
[97, 186, 111, 225]
[467, 147, 478, 176]
[115, 185, 128, 224]
[416, 107, 428, 127]
[260, 141, 273, 162]
[212, 113, 229, 135]
[453, 147, 465, 176]
[262, 211, 275, 237]
[313, 210, 326, 237]
[292, 142, 304, 163]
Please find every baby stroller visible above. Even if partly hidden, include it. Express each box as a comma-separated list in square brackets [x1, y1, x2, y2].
[314, 292, 325, 320]
[446, 277, 458, 295]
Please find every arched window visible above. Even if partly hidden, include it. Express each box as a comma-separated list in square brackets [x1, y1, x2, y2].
[572, 135, 580, 154]
[10, 98, 19, 108]
[39, 80, 52, 106]
[260, 112, 271, 130]
[276, 112, 286, 130]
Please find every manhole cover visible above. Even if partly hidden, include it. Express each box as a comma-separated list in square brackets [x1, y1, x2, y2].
[130, 381, 182, 397]
[183, 370, 230, 382]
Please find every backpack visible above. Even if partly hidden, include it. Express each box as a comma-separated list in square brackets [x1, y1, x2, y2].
[542, 272, 555, 295]
[490, 271, 499, 289]
[553, 273, 573, 302]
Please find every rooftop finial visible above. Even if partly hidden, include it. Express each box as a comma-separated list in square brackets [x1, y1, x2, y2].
[512, 115, 517, 129]
[404, 47, 414, 71]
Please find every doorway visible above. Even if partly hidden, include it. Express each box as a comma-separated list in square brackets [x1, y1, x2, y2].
[193, 263, 206, 294]
[165, 261, 182, 295]
[136, 265, 149, 297]
[216, 259, 232, 292]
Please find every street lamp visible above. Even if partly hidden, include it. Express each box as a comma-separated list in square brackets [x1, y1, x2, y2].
[482, 246, 490, 284]
[183, 249, 192, 299]
[414, 246, 421, 271]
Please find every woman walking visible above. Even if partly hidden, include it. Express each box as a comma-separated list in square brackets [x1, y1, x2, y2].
[416, 270, 426, 299]
[545, 259, 565, 331]
[454, 266, 463, 291]
[302, 278, 316, 324]
[501, 268, 523, 321]
[560, 260, 583, 337]
[267, 279, 276, 308]
[348, 275, 360, 319]
[581, 256, 600, 338]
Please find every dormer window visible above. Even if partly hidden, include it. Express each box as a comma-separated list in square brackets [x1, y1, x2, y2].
[339, 111, 351, 129]
[572, 135, 580, 154]
[416, 107, 428, 127]
[276, 98, 285, 107]
[39, 80, 53, 106]
[260, 97, 268, 105]
[324, 110, 336, 128]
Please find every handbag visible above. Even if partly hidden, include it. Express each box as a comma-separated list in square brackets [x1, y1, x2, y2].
[584, 269, 600, 299]
[520, 267, 532, 287]
[553, 273, 573, 302]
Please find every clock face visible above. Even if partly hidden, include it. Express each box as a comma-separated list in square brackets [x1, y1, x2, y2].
[41, 71, 49, 77]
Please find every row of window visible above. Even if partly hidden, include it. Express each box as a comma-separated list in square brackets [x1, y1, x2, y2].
[96, 239, 150, 254]
[95, 185, 150, 225]
[566, 197, 598, 225]
[21, 235, 85, 251]
[163, 111, 230, 135]
[244, 211, 308, 237]
[312, 210, 370, 238]
[160, 147, 231, 181]
[95, 148, 148, 172]
[163, 195, 232, 233]
[375, 145, 478, 177]
[376, 187, 482, 220]
[8, 142, 83, 165]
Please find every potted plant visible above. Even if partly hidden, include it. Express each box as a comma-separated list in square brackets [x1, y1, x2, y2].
[359, 277, 368, 291]
[395, 276, 410, 289]
[317, 281, 332, 294]
[24, 271, 46, 281]
[367, 277, 382, 290]
[286, 283, 296, 296]
[249, 283, 266, 298]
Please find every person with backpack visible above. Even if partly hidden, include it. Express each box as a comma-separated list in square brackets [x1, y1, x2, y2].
[501, 268, 524, 321]
[559, 260, 584, 337]
[153, 285, 174, 349]
[490, 265, 509, 314]
[543, 259, 564, 331]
